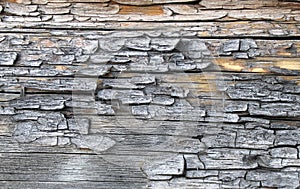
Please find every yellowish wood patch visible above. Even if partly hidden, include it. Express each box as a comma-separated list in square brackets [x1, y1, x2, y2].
[275, 60, 300, 71]
[119, 5, 164, 15]
[215, 58, 244, 72]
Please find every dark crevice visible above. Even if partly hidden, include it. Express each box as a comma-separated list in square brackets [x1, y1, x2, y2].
[268, 145, 299, 149]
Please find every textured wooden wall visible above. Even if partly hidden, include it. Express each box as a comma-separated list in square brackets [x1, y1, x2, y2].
[0, 0, 300, 188]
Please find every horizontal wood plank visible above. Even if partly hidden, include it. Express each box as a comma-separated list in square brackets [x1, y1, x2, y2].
[0, 0, 300, 188]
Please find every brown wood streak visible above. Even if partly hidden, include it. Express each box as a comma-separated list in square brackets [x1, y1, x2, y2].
[279, 1, 300, 9]
[118, 4, 164, 15]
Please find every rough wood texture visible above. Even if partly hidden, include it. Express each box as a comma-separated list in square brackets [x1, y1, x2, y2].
[0, 0, 300, 188]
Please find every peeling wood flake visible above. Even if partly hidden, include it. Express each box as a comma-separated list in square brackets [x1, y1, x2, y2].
[71, 3, 120, 16]
[228, 9, 288, 20]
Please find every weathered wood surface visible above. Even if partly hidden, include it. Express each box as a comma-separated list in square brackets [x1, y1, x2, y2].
[0, 0, 300, 188]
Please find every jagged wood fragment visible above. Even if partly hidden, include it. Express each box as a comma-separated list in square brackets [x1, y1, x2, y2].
[0, 52, 17, 66]
[4, 3, 38, 16]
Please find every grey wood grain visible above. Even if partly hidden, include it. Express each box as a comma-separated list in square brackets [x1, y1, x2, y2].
[0, 0, 300, 188]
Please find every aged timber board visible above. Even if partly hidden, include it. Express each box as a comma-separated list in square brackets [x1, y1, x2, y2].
[0, 0, 300, 188]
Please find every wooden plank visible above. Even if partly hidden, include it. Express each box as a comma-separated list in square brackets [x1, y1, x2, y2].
[0, 0, 300, 188]
[0, 1, 300, 31]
